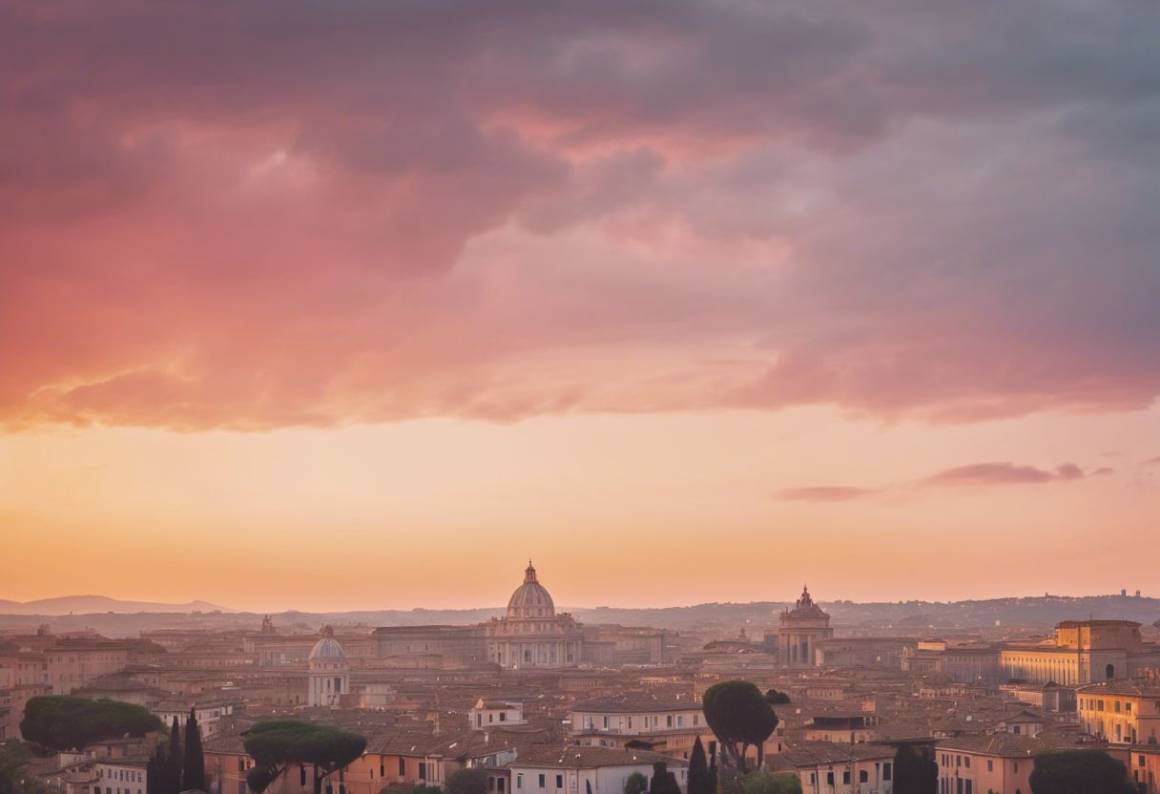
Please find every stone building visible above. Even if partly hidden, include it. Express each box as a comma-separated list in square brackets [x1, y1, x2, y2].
[485, 562, 583, 669]
[776, 586, 834, 668]
[307, 626, 350, 707]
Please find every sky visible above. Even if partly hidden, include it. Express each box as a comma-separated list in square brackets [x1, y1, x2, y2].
[1, 0, 1159, 612]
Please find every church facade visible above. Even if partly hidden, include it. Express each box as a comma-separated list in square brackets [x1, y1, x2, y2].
[776, 586, 834, 668]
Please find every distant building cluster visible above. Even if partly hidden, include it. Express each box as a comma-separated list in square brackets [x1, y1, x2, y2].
[4, 564, 1160, 794]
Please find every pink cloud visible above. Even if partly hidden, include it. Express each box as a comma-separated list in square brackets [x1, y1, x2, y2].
[923, 462, 1087, 487]
[2, 1, 1159, 430]
[778, 486, 878, 502]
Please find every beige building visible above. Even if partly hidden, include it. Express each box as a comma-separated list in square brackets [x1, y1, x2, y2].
[1001, 620, 1160, 685]
[776, 587, 834, 668]
[470, 699, 526, 730]
[935, 736, 1042, 794]
[769, 742, 895, 793]
[1119, 745, 1160, 794]
[1078, 681, 1160, 745]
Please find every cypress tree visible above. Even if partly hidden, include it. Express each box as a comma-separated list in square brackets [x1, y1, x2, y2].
[146, 742, 168, 794]
[183, 708, 206, 792]
[688, 738, 710, 794]
[167, 716, 183, 794]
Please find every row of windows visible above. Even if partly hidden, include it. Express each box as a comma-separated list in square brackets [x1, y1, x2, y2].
[940, 755, 1019, 775]
[1080, 697, 1135, 713]
[805, 762, 891, 787]
[99, 769, 143, 782]
[581, 713, 699, 730]
[94, 786, 142, 794]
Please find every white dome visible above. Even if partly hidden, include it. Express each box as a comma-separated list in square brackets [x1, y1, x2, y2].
[309, 627, 347, 660]
[506, 562, 555, 619]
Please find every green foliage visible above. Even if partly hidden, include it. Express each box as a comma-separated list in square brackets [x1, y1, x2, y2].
[380, 786, 440, 794]
[624, 772, 648, 794]
[167, 717, 182, 793]
[1029, 750, 1134, 794]
[183, 711, 206, 792]
[0, 741, 31, 794]
[702, 681, 780, 774]
[147, 740, 181, 794]
[244, 721, 367, 794]
[246, 766, 278, 794]
[892, 746, 937, 794]
[739, 772, 801, 794]
[763, 690, 790, 706]
[445, 769, 487, 794]
[688, 738, 711, 794]
[647, 763, 680, 794]
[20, 696, 162, 751]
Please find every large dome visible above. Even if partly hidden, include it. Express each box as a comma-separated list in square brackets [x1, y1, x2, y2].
[309, 626, 347, 661]
[506, 562, 556, 619]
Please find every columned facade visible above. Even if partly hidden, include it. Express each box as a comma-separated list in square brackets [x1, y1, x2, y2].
[307, 626, 350, 707]
[486, 562, 583, 669]
[777, 586, 833, 668]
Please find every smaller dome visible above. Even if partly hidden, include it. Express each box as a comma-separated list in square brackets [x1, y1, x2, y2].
[309, 626, 346, 660]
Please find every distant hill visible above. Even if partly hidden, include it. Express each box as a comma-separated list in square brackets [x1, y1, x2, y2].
[0, 595, 228, 616]
[0, 594, 1157, 639]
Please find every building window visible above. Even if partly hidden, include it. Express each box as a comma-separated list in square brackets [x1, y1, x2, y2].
[400, 760, 406, 776]
[883, 763, 892, 781]
[826, 772, 834, 786]
[859, 771, 868, 783]
[517, 775, 523, 790]
[538, 775, 545, 788]
[555, 776, 563, 788]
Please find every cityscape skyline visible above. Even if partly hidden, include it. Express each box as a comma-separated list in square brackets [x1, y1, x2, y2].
[5, 3, 1160, 793]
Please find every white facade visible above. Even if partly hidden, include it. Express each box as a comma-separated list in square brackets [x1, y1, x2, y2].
[152, 701, 236, 739]
[307, 627, 350, 708]
[470, 699, 526, 729]
[511, 757, 686, 794]
[569, 707, 703, 736]
[94, 760, 147, 794]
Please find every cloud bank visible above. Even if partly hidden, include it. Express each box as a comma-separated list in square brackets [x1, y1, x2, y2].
[3, 0, 1159, 430]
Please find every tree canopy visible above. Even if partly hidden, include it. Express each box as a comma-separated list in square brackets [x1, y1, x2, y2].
[764, 690, 791, 706]
[740, 771, 801, 794]
[892, 745, 937, 794]
[647, 763, 680, 794]
[445, 769, 487, 794]
[20, 697, 162, 751]
[183, 710, 206, 793]
[244, 721, 366, 794]
[687, 737, 711, 794]
[623, 772, 648, 794]
[702, 681, 780, 773]
[1, 741, 31, 794]
[1029, 750, 1134, 794]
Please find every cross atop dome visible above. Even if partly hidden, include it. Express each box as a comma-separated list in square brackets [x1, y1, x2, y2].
[525, 560, 538, 583]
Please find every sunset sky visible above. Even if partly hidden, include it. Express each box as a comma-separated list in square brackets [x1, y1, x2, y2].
[2, 1, 1159, 612]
